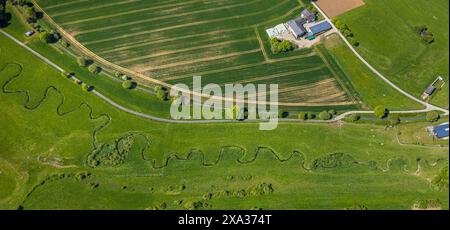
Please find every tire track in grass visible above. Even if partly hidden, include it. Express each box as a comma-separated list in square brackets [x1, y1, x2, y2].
[75, 0, 262, 35]
[227, 66, 326, 85]
[137, 49, 262, 72]
[78, 0, 291, 43]
[60, 0, 209, 26]
[41, 0, 90, 10]
[115, 38, 254, 65]
[52, 0, 140, 18]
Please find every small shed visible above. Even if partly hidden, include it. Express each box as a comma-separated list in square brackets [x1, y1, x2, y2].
[287, 20, 307, 38]
[301, 9, 316, 23]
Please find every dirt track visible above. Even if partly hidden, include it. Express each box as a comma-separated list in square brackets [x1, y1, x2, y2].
[316, 0, 365, 18]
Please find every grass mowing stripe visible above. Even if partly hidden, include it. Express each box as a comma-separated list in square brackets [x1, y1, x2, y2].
[114, 38, 254, 65]
[52, 0, 141, 17]
[138, 49, 262, 72]
[63, 0, 259, 29]
[163, 52, 317, 81]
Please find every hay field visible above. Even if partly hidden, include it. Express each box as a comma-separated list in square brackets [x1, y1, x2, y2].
[36, 0, 357, 106]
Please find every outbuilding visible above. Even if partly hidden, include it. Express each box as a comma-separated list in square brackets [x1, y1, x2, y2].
[433, 122, 449, 139]
[287, 19, 307, 38]
[301, 9, 316, 23]
[307, 21, 332, 36]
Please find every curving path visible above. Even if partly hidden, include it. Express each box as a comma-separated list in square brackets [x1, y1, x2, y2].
[0, 28, 446, 125]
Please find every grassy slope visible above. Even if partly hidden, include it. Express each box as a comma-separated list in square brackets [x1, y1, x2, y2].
[338, 0, 449, 108]
[1, 30, 448, 210]
[320, 34, 423, 110]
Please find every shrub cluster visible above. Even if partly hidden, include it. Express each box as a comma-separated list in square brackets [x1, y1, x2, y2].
[87, 135, 135, 167]
[122, 80, 135, 89]
[334, 19, 359, 47]
[298, 112, 317, 120]
[319, 110, 333, 120]
[431, 166, 449, 191]
[311, 153, 357, 170]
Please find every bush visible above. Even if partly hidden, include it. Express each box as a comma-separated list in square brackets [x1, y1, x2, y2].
[374, 105, 388, 118]
[88, 64, 101, 74]
[59, 40, 70, 47]
[154, 86, 169, 101]
[122, 80, 134, 89]
[114, 71, 123, 78]
[426, 111, 440, 122]
[319, 111, 332, 120]
[270, 38, 293, 54]
[77, 57, 88, 67]
[307, 112, 315, 120]
[81, 83, 91, 92]
[348, 37, 359, 47]
[23, 6, 37, 22]
[298, 112, 307, 120]
[349, 113, 360, 122]
[39, 31, 51, 43]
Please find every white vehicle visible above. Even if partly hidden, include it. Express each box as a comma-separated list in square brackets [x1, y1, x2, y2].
[25, 31, 35, 37]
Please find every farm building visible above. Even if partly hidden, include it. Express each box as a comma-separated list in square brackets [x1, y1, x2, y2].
[432, 122, 449, 140]
[307, 21, 332, 36]
[287, 19, 307, 38]
[301, 9, 316, 23]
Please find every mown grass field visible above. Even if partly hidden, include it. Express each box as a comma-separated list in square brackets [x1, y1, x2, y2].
[35, 0, 357, 107]
[1, 27, 448, 210]
[337, 0, 449, 108]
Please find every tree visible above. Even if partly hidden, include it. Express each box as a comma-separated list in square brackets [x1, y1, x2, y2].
[114, 71, 123, 78]
[307, 112, 315, 120]
[154, 86, 169, 100]
[298, 112, 307, 120]
[349, 113, 360, 122]
[426, 111, 440, 122]
[88, 64, 101, 74]
[39, 31, 51, 43]
[374, 105, 387, 118]
[60, 40, 70, 47]
[343, 29, 353, 37]
[348, 37, 359, 47]
[77, 57, 88, 67]
[81, 83, 91, 92]
[122, 80, 134, 89]
[319, 111, 332, 120]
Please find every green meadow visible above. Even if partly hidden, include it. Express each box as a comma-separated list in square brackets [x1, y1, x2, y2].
[1, 25, 448, 210]
[337, 0, 449, 108]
